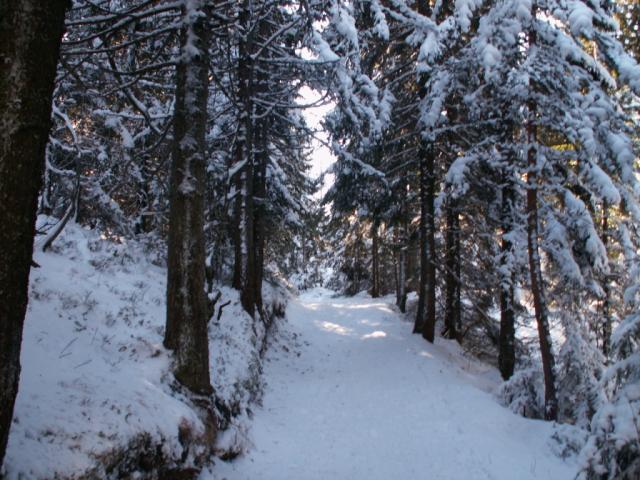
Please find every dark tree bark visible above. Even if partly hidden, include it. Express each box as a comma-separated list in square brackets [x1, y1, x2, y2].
[423, 148, 437, 343]
[414, 145, 437, 342]
[443, 197, 460, 341]
[601, 200, 611, 359]
[526, 85, 558, 420]
[395, 218, 408, 313]
[354, 235, 361, 294]
[252, 120, 267, 315]
[442, 97, 461, 341]
[414, 147, 428, 334]
[371, 220, 380, 298]
[248, 11, 274, 318]
[164, 2, 212, 395]
[413, 0, 436, 339]
[454, 225, 461, 335]
[0, 0, 69, 468]
[499, 181, 516, 380]
[231, 131, 255, 317]
[232, 0, 259, 318]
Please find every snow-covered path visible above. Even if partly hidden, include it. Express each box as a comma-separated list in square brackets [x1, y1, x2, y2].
[212, 289, 576, 480]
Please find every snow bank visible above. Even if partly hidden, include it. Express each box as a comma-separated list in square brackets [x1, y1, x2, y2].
[210, 280, 289, 460]
[3, 219, 288, 479]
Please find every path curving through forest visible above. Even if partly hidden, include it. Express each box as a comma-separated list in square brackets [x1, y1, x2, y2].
[211, 289, 576, 480]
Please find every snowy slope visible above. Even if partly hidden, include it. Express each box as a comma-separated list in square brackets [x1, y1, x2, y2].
[209, 288, 577, 480]
[3, 221, 278, 479]
[3, 223, 204, 479]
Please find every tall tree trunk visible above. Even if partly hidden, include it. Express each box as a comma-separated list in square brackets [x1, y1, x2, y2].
[455, 231, 461, 335]
[232, 2, 250, 294]
[442, 95, 460, 341]
[601, 200, 611, 358]
[395, 219, 408, 313]
[252, 121, 267, 315]
[0, 0, 69, 468]
[526, 73, 558, 419]
[232, 0, 259, 318]
[444, 197, 460, 340]
[237, 142, 256, 317]
[413, 0, 433, 332]
[423, 147, 437, 343]
[371, 220, 380, 298]
[250, 12, 272, 317]
[354, 237, 359, 293]
[164, 1, 212, 395]
[415, 145, 437, 342]
[415, 148, 428, 333]
[499, 181, 516, 380]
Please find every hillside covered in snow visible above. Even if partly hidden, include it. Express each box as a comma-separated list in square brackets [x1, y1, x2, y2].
[4, 223, 288, 479]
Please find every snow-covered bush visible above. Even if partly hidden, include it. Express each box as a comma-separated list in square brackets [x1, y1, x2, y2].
[579, 263, 640, 479]
[498, 367, 545, 419]
[556, 310, 606, 429]
[579, 391, 640, 480]
[550, 423, 589, 460]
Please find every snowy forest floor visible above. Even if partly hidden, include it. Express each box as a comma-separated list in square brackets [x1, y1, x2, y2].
[3, 221, 283, 479]
[208, 288, 577, 480]
[3, 223, 582, 479]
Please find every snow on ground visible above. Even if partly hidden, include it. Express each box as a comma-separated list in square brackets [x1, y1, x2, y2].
[3, 223, 578, 479]
[208, 288, 577, 480]
[3, 220, 276, 479]
[4, 222, 200, 479]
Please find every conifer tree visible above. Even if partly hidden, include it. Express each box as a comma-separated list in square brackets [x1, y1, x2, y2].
[163, 0, 213, 395]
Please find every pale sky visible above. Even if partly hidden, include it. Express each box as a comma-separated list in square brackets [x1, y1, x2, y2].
[299, 85, 336, 199]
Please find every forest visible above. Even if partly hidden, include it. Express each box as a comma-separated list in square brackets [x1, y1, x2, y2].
[0, 0, 639, 479]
